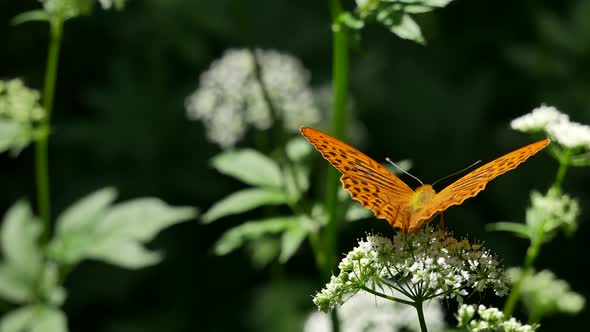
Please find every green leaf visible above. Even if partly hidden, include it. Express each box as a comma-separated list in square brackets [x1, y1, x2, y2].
[55, 188, 117, 235]
[0, 264, 32, 304]
[0, 201, 43, 281]
[202, 188, 288, 224]
[286, 137, 313, 162]
[283, 163, 309, 203]
[0, 305, 67, 332]
[12, 10, 50, 25]
[213, 216, 298, 256]
[248, 238, 281, 267]
[48, 189, 197, 269]
[279, 220, 308, 263]
[87, 239, 162, 269]
[486, 222, 531, 239]
[339, 12, 364, 30]
[422, 0, 454, 7]
[385, 13, 426, 45]
[211, 149, 282, 188]
[345, 202, 373, 222]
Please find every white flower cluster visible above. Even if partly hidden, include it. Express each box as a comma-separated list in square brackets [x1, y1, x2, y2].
[186, 49, 320, 148]
[508, 268, 585, 318]
[456, 304, 539, 332]
[0, 79, 45, 124]
[305, 289, 446, 332]
[527, 188, 580, 236]
[313, 227, 508, 312]
[511, 104, 590, 149]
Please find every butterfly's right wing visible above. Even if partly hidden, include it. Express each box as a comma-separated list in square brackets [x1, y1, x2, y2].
[414, 138, 550, 227]
[300, 127, 415, 228]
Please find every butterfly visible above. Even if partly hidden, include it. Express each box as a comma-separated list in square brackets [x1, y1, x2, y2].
[300, 126, 550, 234]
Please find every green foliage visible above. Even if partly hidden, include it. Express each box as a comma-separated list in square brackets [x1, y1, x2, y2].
[0, 305, 67, 332]
[47, 188, 196, 268]
[351, 0, 455, 44]
[211, 149, 283, 188]
[205, 136, 318, 266]
[202, 188, 288, 224]
[0, 189, 196, 331]
[0, 202, 64, 306]
[213, 216, 312, 265]
[12, 0, 127, 25]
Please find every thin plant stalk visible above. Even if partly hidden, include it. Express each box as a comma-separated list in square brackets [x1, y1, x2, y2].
[325, 2, 349, 331]
[325, 0, 349, 275]
[503, 228, 544, 316]
[37, 16, 64, 240]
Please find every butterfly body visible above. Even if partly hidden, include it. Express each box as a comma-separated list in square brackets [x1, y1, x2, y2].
[300, 126, 550, 234]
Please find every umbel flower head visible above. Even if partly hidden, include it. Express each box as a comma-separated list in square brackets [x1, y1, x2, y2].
[456, 304, 539, 332]
[0, 79, 46, 154]
[185, 49, 320, 148]
[305, 289, 447, 332]
[0, 79, 44, 124]
[313, 226, 509, 313]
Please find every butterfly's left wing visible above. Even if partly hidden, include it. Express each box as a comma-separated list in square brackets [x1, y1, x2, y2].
[300, 126, 415, 229]
[412, 138, 550, 226]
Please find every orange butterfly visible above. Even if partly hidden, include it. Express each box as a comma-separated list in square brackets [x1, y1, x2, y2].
[300, 127, 550, 234]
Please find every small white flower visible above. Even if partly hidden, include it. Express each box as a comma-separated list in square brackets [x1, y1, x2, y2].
[527, 188, 580, 236]
[457, 304, 539, 332]
[546, 120, 590, 149]
[510, 104, 569, 132]
[313, 227, 508, 312]
[0, 79, 45, 124]
[186, 49, 320, 148]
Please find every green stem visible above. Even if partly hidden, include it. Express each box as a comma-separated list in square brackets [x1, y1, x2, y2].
[37, 17, 63, 241]
[324, 0, 349, 276]
[503, 226, 545, 316]
[552, 149, 571, 192]
[414, 301, 429, 332]
[324, 4, 349, 332]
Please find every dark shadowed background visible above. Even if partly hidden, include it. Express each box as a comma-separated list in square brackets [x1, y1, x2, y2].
[1, 0, 588, 331]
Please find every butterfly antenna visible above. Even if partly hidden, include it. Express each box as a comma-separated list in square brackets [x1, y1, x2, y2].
[431, 160, 482, 187]
[385, 157, 424, 186]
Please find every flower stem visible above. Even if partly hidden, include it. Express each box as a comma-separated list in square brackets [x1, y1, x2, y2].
[325, 3, 349, 331]
[414, 301, 429, 332]
[552, 149, 571, 192]
[324, 0, 349, 276]
[37, 17, 63, 241]
[503, 226, 545, 316]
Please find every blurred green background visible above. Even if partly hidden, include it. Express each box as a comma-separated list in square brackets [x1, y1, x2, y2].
[0, 0, 588, 331]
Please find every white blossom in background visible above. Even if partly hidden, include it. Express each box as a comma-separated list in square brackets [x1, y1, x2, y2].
[98, 0, 112, 9]
[313, 227, 509, 313]
[456, 304, 539, 332]
[508, 268, 585, 318]
[510, 104, 568, 132]
[546, 120, 590, 149]
[526, 188, 580, 236]
[0, 79, 45, 124]
[304, 290, 446, 332]
[186, 49, 320, 148]
[511, 104, 590, 149]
